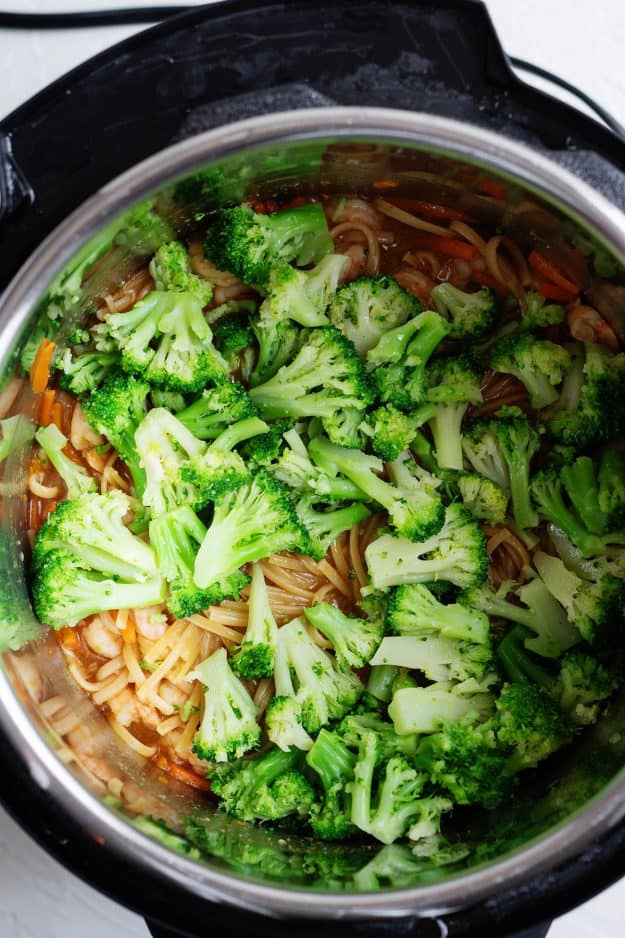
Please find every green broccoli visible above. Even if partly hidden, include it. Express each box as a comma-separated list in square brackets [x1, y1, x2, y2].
[598, 450, 625, 530]
[495, 411, 540, 530]
[389, 683, 494, 736]
[489, 333, 570, 409]
[264, 694, 314, 753]
[339, 710, 418, 762]
[457, 472, 508, 525]
[230, 563, 278, 680]
[304, 601, 384, 671]
[462, 577, 579, 659]
[149, 506, 249, 619]
[295, 494, 371, 561]
[267, 616, 362, 740]
[57, 349, 120, 395]
[462, 418, 510, 492]
[81, 372, 149, 496]
[31, 492, 165, 628]
[249, 318, 301, 388]
[134, 407, 206, 515]
[212, 315, 255, 379]
[306, 728, 357, 840]
[555, 647, 621, 725]
[362, 403, 437, 462]
[366, 310, 450, 410]
[365, 503, 489, 592]
[190, 647, 260, 762]
[35, 424, 97, 499]
[271, 428, 367, 502]
[547, 343, 625, 448]
[371, 632, 492, 684]
[309, 437, 444, 542]
[519, 292, 565, 332]
[430, 283, 498, 339]
[192, 471, 310, 591]
[531, 468, 606, 557]
[496, 681, 572, 773]
[249, 327, 373, 447]
[181, 416, 269, 505]
[259, 254, 348, 329]
[176, 381, 257, 440]
[96, 288, 228, 393]
[0, 415, 35, 463]
[366, 665, 400, 704]
[349, 730, 425, 844]
[407, 796, 467, 867]
[208, 744, 316, 823]
[329, 274, 422, 356]
[0, 530, 43, 652]
[534, 551, 625, 651]
[149, 240, 213, 305]
[241, 418, 291, 467]
[204, 202, 332, 290]
[388, 583, 490, 645]
[425, 354, 483, 470]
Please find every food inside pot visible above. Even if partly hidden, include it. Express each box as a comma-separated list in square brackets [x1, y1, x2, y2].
[2, 154, 625, 881]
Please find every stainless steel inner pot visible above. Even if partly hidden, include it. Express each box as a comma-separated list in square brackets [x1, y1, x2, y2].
[2, 107, 625, 923]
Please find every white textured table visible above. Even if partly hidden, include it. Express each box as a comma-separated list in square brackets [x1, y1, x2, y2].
[1, 1, 624, 935]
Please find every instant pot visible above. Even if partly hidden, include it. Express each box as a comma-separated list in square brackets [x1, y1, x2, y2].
[2, 3, 625, 937]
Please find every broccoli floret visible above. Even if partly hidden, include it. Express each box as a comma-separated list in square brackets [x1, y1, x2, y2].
[365, 503, 489, 592]
[309, 438, 443, 542]
[389, 683, 494, 735]
[149, 240, 213, 305]
[414, 714, 512, 808]
[192, 471, 310, 591]
[519, 292, 565, 331]
[457, 472, 508, 525]
[134, 407, 206, 514]
[366, 665, 400, 703]
[0, 531, 43, 652]
[425, 354, 483, 470]
[190, 647, 260, 762]
[366, 310, 450, 410]
[349, 730, 425, 844]
[230, 563, 278, 680]
[268, 616, 362, 739]
[363, 403, 437, 462]
[304, 601, 384, 671]
[212, 315, 255, 378]
[57, 348, 121, 395]
[176, 381, 256, 440]
[0, 414, 35, 463]
[388, 583, 490, 645]
[462, 577, 579, 659]
[295, 494, 371, 561]
[555, 647, 621, 725]
[329, 274, 423, 356]
[35, 424, 97, 499]
[430, 283, 498, 339]
[271, 428, 367, 502]
[534, 551, 625, 651]
[548, 344, 625, 448]
[462, 418, 510, 492]
[371, 633, 492, 684]
[496, 681, 572, 773]
[598, 450, 625, 530]
[149, 506, 248, 619]
[306, 728, 357, 840]
[249, 318, 301, 388]
[259, 254, 348, 330]
[249, 327, 373, 446]
[81, 373, 149, 496]
[496, 624, 556, 688]
[31, 492, 165, 628]
[207, 744, 316, 823]
[204, 203, 332, 290]
[265, 695, 314, 753]
[560, 454, 606, 536]
[495, 412, 540, 530]
[489, 333, 570, 410]
[531, 468, 605, 557]
[241, 418, 291, 467]
[181, 416, 268, 505]
[97, 290, 227, 393]
[339, 711, 418, 762]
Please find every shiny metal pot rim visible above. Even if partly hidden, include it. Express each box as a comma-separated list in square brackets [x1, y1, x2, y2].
[2, 107, 625, 921]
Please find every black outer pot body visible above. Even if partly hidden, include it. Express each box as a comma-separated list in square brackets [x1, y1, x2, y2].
[2, 2, 625, 936]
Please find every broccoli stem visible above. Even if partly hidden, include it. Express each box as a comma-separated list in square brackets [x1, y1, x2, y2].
[496, 626, 554, 689]
[210, 417, 269, 452]
[367, 665, 400, 703]
[428, 403, 467, 471]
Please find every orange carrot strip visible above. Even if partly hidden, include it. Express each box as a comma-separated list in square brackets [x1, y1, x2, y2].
[417, 233, 479, 260]
[476, 178, 507, 200]
[29, 338, 56, 394]
[167, 761, 212, 791]
[122, 619, 136, 644]
[38, 389, 56, 427]
[372, 178, 399, 190]
[471, 269, 508, 296]
[528, 250, 579, 294]
[537, 280, 578, 303]
[51, 401, 64, 431]
[389, 198, 469, 221]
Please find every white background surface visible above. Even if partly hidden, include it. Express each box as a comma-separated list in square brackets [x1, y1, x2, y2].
[1, 1, 625, 935]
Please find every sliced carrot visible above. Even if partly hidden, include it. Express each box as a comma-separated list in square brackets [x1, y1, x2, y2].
[122, 619, 136, 644]
[372, 178, 399, 190]
[476, 178, 507, 200]
[416, 233, 479, 261]
[166, 760, 212, 792]
[389, 198, 470, 222]
[51, 401, 64, 431]
[471, 269, 508, 296]
[537, 280, 578, 303]
[29, 338, 56, 394]
[37, 389, 56, 427]
[528, 249, 580, 295]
